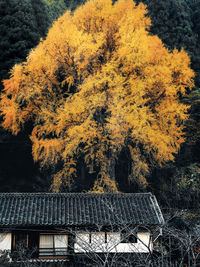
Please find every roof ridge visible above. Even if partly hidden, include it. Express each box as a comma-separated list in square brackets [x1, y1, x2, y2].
[150, 195, 165, 225]
[0, 192, 152, 198]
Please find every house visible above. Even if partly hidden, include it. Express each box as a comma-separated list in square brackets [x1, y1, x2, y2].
[0, 192, 164, 261]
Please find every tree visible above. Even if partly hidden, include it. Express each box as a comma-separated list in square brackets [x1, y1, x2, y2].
[0, 0, 51, 88]
[134, 0, 199, 86]
[183, 0, 200, 164]
[160, 211, 200, 267]
[191, 0, 200, 81]
[136, 0, 196, 52]
[128, 0, 200, 205]
[0, 0, 54, 194]
[43, 0, 67, 23]
[30, 0, 50, 37]
[0, 0, 194, 192]
[64, 0, 86, 11]
[135, 0, 200, 142]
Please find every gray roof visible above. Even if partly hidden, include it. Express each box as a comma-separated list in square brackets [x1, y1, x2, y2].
[0, 193, 164, 227]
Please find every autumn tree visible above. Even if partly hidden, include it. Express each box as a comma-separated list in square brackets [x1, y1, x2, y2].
[0, 0, 194, 192]
[131, 0, 200, 206]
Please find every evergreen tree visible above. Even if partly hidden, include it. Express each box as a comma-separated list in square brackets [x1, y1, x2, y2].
[0, 0, 51, 193]
[136, 0, 196, 53]
[31, 0, 50, 36]
[64, 0, 86, 11]
[0, 0, 49, 88]
[44, 0, 67, 22]
[191, 0, 200, 42]
[190, 0, 200, 83]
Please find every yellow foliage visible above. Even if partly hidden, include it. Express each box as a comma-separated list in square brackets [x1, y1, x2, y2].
[89, 175, 119, 193]
[0, 0, 194, 192]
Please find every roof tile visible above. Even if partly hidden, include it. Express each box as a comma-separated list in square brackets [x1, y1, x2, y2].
[0, 193, 164, 226]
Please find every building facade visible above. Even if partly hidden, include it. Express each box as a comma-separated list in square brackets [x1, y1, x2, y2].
[0, 193, 164, 261]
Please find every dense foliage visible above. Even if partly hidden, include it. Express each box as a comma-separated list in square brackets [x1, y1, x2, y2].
[0, 0, 199, 207]
[0, 0, 70, 89]
[0, 0, 70, 193]
[0, 0, 194, 192]
[64, 0, 86, 11]
[44, 0, 67, 22]
[0, 0, 46, 87]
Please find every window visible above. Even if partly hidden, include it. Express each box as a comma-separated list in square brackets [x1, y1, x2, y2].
[12, 231, 30, 261]
[13, 232, 28, 250]
[121, 231, 137, 243]
[12, 231, 39, 259]
[76, 232, 107, 244]
[39, 234, 68, 257]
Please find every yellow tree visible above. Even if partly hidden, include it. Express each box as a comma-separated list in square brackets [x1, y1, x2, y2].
[0, 0, 194, 192]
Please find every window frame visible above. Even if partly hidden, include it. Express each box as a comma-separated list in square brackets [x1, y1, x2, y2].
[39, 233, 68, 258]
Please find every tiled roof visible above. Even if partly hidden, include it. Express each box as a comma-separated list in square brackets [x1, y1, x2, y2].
[0, 193, 164, 226]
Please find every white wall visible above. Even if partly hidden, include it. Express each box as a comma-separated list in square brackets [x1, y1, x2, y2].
[0, 233, 11, 251]
[137, 232, 153, 252]
[74, 231, 152, 253]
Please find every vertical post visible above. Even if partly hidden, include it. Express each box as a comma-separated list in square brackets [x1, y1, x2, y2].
[26, 233, 29, 248]
[53, 234, 55, 256]
[13, 233, 16, 250]
[161, 236, 164, 267]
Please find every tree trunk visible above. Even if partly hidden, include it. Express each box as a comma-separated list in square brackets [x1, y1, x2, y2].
[107, 151, 116, 182]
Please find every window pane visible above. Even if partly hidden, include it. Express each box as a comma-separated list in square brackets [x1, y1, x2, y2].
[39, 235, 53, 248]
[54, 235, 68, 255]
[39, 235, 54, 256]
[54, 235, 68, 248]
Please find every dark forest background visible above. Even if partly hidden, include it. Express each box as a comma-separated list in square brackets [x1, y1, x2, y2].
[0, 0, 200, 210]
